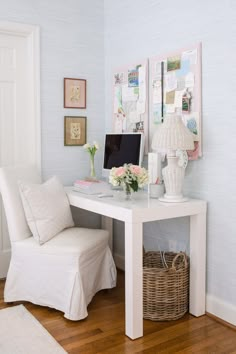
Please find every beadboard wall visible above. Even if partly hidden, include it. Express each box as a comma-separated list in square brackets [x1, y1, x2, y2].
[104, 0, 236, 325]
[0, 0, 105, 186]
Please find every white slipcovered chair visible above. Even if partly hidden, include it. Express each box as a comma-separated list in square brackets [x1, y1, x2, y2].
[0, 166, 117, 320]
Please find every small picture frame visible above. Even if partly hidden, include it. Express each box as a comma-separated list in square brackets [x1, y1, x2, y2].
[64, 78, 86, 108]
[64, 116, 86, 146]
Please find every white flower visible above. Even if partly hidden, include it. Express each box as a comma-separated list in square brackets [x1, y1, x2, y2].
[83, 143, 91, 149]
[93, 141, 99, 150]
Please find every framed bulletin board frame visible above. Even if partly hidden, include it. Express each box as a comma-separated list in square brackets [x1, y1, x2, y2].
[112, 60, 149, 153]
[64, 116, 87, 146]
[149, 43, 202, 159]
[64, 78, 86, 109]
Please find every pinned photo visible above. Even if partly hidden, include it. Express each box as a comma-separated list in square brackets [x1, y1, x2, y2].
[167, 55, 181, 71]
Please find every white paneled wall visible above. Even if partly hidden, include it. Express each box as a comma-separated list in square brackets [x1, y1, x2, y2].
[104, 0, 236, 325]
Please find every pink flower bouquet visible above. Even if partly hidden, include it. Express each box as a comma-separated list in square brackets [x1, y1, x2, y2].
[109, 164, 148, 193]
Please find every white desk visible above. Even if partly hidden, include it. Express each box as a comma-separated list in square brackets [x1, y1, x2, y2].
[66, 188, 207, 340]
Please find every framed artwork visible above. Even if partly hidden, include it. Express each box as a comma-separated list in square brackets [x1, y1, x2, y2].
[64, 78, 86, 108]
[64, 116, 86, 146]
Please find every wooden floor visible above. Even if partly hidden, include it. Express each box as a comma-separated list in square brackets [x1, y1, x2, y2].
[0, 270, 236, 353]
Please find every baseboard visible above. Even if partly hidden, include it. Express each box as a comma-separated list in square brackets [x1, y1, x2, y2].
[114, 253, 125, 271]
[0, 249, 11, 279]
[206, 294, 236, 327]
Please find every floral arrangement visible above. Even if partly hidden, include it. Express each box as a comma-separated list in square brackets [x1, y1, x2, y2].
[109, 164, 149, 195]
[83, 141, 99, 178]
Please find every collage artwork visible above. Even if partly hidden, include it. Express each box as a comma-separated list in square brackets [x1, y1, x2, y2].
[113, 44, 201, 159]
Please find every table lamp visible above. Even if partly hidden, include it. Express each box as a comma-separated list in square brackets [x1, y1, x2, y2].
[151, 115, 194, 202]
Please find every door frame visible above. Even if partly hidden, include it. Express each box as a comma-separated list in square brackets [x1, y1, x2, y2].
[0, 22, 41, 278]
[0, 21, 41, 170]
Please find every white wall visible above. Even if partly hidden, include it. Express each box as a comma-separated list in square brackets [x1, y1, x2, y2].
[104, 0, 236, 325]
[0, 0, 105, 185]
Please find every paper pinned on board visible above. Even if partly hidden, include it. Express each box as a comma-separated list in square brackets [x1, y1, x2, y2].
[182, 48, 198, 65]
[174, 90, 184, 108]
[153, 80, 162, 104]
[122, 84, 138, 102]
[166, 91, 175, 105]
[165, 71, 177, 92]
[137, 100, 145, 115]
[185, 72, 195, 88]
[138, 66, 146, 84]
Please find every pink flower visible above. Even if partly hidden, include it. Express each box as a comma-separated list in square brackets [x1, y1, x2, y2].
[129, 165, 142, 175]
[115, 166, 126, 177]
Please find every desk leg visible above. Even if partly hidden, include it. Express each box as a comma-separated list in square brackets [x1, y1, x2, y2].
[125, 221, 143, 340]
[189, 212, 206, 316]
[101, 216, 113, 252]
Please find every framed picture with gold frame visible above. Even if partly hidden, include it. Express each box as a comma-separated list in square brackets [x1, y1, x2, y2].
[64, 78, 86, 108]
[64, 116, 87, 146]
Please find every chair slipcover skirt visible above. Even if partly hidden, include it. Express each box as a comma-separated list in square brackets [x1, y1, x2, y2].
[4, 227, 117, 320]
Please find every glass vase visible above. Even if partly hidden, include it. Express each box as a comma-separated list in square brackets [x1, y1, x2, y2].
[90, 154, 96, 179]
[124, 184, 132, 201]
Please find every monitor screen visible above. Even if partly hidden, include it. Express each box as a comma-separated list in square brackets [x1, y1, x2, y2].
[103, 133, 143, 177]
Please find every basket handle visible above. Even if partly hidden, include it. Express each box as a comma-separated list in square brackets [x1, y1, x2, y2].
[172, 252, 188, 270]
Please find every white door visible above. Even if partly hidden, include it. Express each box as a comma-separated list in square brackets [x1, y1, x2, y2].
[0, 22, 40, 278]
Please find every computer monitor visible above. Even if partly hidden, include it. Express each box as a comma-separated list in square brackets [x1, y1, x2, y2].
[102, 132, 144, 178]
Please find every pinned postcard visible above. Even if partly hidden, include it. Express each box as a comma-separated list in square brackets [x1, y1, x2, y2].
[167, 55, 181, 71]
[128, 67, 139, 87]
[174, 90, 184, 108]
[114, 72, 124, 85]
[154, 61, 162, 78]
[185, 72, 195, 88]
[166, 91, 175, 105]
[137, 100, 145, 115]
[182, 112, 200, 141]
[182, 48, 197, 65]
[122, 84, 138, 102]
[177, 77, 186, 90]
[138, 66, 146, 84]
[165, 71, 177, 92]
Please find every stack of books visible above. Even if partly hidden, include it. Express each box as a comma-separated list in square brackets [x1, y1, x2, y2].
[73, 180, 109, 195]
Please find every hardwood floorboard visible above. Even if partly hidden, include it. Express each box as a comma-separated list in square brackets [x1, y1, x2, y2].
[0, 271, 236, 353]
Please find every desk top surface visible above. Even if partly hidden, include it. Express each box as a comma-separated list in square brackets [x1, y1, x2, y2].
[66, 187, 207, 223]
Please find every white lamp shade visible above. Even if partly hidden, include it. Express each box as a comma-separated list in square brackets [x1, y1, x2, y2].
[152, 115, 194, 151]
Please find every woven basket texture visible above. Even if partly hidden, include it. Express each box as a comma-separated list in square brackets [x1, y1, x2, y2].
[143, 251, 189, 321]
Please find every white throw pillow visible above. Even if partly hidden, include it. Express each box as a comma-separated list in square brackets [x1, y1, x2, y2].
[18, 176, 74, 244]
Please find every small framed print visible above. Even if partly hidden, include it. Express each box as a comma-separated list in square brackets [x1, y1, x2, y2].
[64, 116, 86, 146]
[64, 78, 86, 108]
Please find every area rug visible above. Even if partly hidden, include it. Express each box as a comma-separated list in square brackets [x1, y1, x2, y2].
[0, 305, 67, 354]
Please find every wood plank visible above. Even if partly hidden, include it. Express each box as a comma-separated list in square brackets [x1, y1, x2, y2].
[0, 272, 236, 353]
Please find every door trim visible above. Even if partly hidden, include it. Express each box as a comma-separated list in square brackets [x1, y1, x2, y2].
[0, 21, 41, 170]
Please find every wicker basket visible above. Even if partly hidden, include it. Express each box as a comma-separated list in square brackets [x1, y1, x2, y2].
[143, 250, 189, 321]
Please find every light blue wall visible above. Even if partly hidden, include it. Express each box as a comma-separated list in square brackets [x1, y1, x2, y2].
[1, 0, 235, 325]
[104, 0, 236, 323]
[0, 0, 105, 185]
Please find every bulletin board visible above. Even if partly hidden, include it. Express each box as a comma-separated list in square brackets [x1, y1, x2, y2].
[149, 43, 202, 159]
[112, 60, 149, 153]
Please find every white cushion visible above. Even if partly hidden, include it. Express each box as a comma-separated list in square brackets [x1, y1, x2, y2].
[18, 176, 74, 244]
